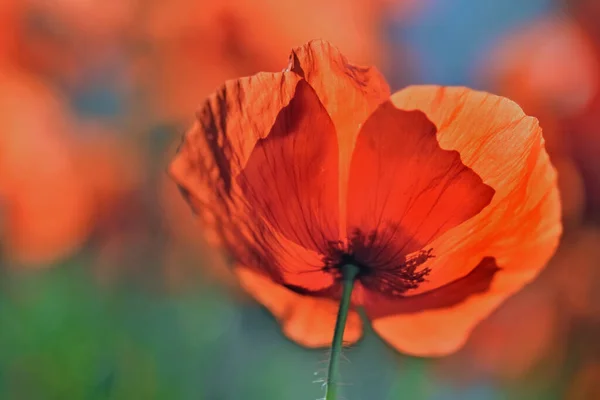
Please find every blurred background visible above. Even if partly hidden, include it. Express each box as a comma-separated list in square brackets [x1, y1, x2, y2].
[1, 0, 600, 398]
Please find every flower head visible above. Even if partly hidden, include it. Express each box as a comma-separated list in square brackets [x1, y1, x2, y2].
[170, 40, 561, 356]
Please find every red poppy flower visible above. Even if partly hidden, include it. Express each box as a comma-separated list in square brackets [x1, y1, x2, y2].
[170, 40, 561, 356]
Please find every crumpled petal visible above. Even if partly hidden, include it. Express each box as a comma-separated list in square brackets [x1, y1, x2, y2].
[170, 71, 301, 279]
[287, 40, 390, 231]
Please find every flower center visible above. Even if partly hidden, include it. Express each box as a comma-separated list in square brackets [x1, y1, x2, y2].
[321, 229, 434, 296]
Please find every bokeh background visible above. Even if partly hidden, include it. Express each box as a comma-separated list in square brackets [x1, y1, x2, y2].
[1, 0, 600, 398]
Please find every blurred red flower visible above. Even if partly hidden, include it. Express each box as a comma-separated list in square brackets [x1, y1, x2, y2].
[434, 266, 562, 381]
[141, 0, 415, 125]
[0, 3, 143, 268]
[482, 14, 600, 219]
[75, 124, 143, 228]
[19, 0, 140, 85]
[170, 40, 561, 356]
[549, 226, 600, 321]
[482, 16, 598, 133]
[0, 68, 93, 266]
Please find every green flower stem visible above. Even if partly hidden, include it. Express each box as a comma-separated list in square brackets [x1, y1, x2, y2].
[325, 264, 360, 400]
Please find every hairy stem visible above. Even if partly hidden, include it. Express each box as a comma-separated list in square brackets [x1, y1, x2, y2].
[325, 264, 359, 400]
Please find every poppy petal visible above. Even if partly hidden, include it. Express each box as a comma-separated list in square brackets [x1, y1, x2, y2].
[237, 79, 339, 253]
[236, 79, 340, 291]
[346, 101, 495, 262]
[364, 86, 561, 356]
[170, 71, 301, 274]
[236, 266, 363, 348]
[170, 72, 339, 293]
[288, 40, 391, 230]
[288, 41, 390, 141]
